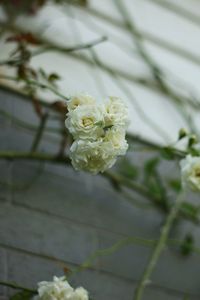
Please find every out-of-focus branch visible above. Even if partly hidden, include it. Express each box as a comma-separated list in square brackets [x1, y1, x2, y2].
[148, 0, 200, 27]
[1, 21, 199, 112]
[0, 83, 186, 153]
[31, 113, 49, 152]
[0, 281, 36, 293]
[65, 0, 200, 66]
[0, 150, 198, 225]
[114, 0, 199, 133]
[134, 192, 184, 300]
[0, 74, 69, 100]
[32, 36, 107, 56]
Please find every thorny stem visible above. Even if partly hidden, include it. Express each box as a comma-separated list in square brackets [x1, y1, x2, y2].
[133, 192, 184, 300]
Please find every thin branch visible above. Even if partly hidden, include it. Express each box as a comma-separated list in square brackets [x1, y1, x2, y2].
[133, 192, 184, 300]
[148, 0, 200, 27]
[1, 21, 199, 112]
[65, 0, 200, 67]
[0, 281, 36, 293]
[0, 150, 198, 224]
[114, 0, 199, 133]
[0, 74, 69, 100]
[31, 36, 108, 57]
[0, 108, 62, 134]
[31, 113, 49, 152]
[0, 83, 170, 151]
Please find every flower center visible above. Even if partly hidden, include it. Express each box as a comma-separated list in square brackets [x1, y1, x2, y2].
[82, 117, 93, 127]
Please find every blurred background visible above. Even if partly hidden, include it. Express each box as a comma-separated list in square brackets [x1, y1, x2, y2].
[1, 1, 200, 300]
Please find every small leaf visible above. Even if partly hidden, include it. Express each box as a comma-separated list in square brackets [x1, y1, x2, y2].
[160, 147, 175, 160]
[144, 157, 159, 178]
[180, 234, 194, 256]
[48, 73, 60, 83]
[180, 202, 200, 222]
[168, 179, 181, 192]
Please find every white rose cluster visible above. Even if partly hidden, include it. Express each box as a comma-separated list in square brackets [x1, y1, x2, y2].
[34, 276, 89, 300]
[65, 93, 129, 174]
[180, 154, 200, 192]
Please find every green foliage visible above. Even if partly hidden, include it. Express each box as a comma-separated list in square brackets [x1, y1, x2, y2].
[168, 178, 181, 193]
[144, 157, 160, 177]
[180, 202, 200, 223]
[180, 234, 194, 256]
[48, 73, 61, 83]
[144, 158, 161, 195]
[9, 290, 35, 300]
[117, 157, 139, 180]
[160, 147, 175, 160]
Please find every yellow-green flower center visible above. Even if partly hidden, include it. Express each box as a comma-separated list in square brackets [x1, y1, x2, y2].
[82, 117, 94, 127]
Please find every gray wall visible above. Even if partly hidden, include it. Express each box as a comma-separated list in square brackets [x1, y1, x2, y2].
[0, 87, 200, 300]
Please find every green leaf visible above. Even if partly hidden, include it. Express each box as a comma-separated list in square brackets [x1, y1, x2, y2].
[48, 73, 60, 83]
[144, 157, 159, 178]
[9, 290, 35, 300]
[180, 234, 194, 256]
[180, 202, 200, 222]
[168, 179, 181, 192]
[117, 158, 138, 180]
[160, 147, 175, 160]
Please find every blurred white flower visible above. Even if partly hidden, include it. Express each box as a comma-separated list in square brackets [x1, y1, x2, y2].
[67, 93, 95, 111]
[104, 126, 128, 156]
[66, 105, 104, 140]
[73, 287, 89, 300]
[180, 154, 200, 191]
[34, 276, 89, 300]
[104, 96, 129, 128]
[70, 139, 117, 174]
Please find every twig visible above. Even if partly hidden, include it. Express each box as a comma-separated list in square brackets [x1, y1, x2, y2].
[31, 113, 48, 152]
[0, 280, 36, 293]
[133, 192, 184, 300]
[0, 74, 69, 100]
[66, 0, 200, 67]
[32, 36, 107, 56]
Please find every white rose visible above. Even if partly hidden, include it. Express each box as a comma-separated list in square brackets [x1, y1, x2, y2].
[70, 139, 117, 174]
[37, 276, 73, 300]
[180, 154, 200, 191]
[35, 277, 89, 300]
[104, 96, 129, 128]
[67, 93, 95, 111]
[104, 126, 128, 156]
[73, 287, 89, 300]
[65, 105, 104, 140]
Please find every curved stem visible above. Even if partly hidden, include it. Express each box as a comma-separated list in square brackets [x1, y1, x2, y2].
[0, 74, 69, 100]
[32, 36, 107, 56]
[0, 280, 36, 293]
[133, 192, 184, 300]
